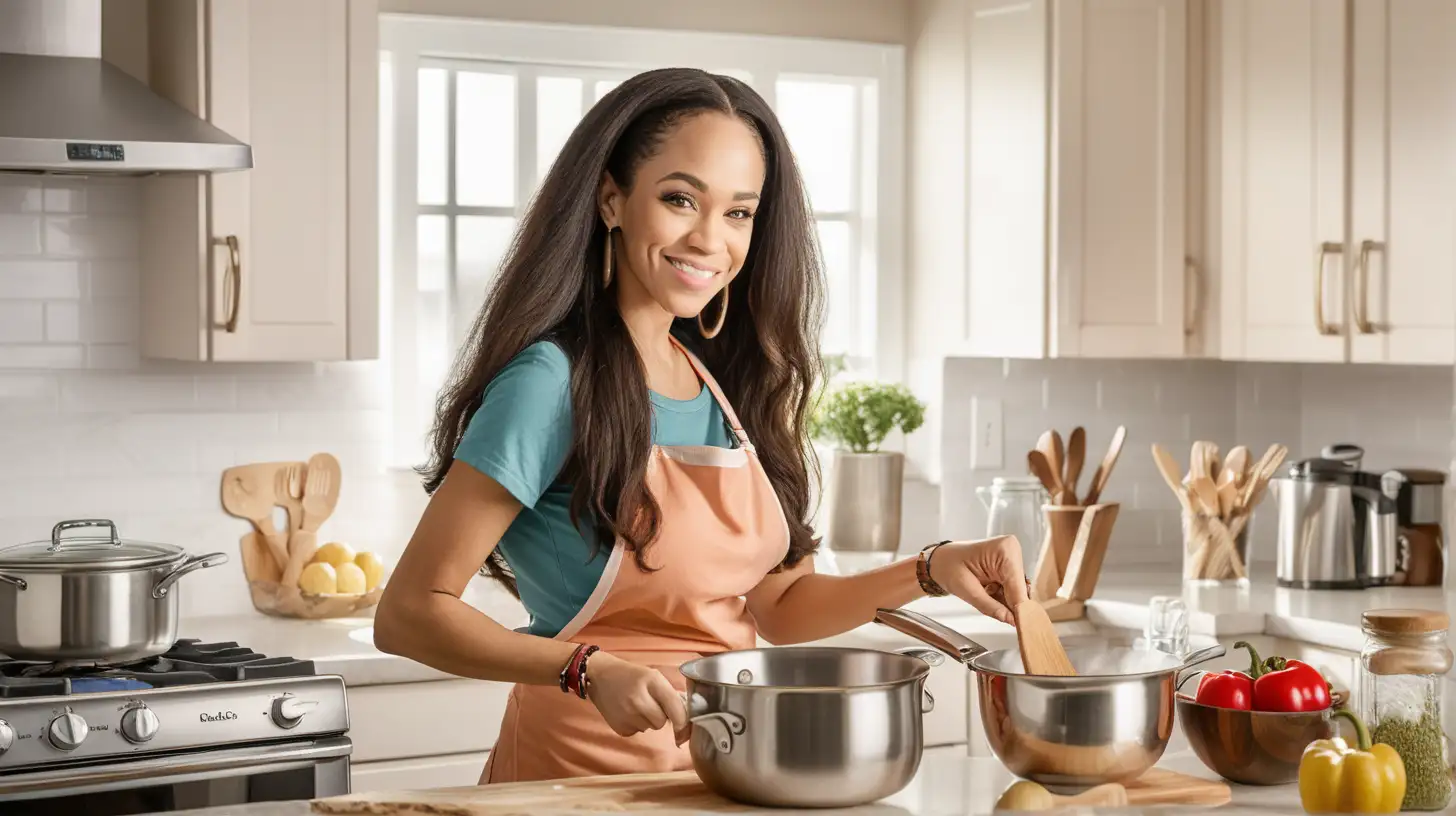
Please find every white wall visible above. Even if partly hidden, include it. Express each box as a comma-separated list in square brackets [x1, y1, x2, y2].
[939, 357, 1454, 570]
[0, 174, 431, 618]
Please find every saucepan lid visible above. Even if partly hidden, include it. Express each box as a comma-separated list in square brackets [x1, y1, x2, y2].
[0, 519, 185, 572]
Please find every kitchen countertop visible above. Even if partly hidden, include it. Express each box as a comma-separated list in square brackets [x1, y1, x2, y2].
[164, 737, 1308, 815]
[177, 565, 1456, 687]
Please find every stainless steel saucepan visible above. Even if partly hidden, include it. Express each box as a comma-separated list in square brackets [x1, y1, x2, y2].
[0, 519, 228, 664]
[679, 645, 935, 808]
[875, 607, 1225, 789]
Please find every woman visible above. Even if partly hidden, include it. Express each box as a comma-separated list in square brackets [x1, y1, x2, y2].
[374, 67, 1029, 784]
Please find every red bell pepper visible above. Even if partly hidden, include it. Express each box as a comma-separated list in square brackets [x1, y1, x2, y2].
[1194, 668, 1253, 710]
[1234, 640, 1332, 712]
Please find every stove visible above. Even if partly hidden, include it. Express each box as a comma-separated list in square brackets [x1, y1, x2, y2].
[0, 639, 352, 813]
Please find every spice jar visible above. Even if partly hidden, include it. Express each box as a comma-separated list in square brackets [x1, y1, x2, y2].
[1358, 609, 1454, 811]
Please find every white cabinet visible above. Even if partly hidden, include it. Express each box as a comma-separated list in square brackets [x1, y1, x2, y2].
[953, 0, 1193, 359]
[137, 0, 378, 362]
[1218, 0, 1456, 365]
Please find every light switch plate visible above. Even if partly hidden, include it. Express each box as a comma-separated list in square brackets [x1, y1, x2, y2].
[970, 397, 1002, 470]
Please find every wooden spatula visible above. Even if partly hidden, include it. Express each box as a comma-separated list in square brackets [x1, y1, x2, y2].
[1063, 426, 1086, 504]
[1015, 600, 1077, 676]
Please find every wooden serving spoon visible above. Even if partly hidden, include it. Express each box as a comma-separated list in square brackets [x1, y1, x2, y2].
[1063, 426, 1086, 504]
[1015, 600, 1077, 676]
[1027, 450, 1062, 499]
[1082, 425, 1126, 505]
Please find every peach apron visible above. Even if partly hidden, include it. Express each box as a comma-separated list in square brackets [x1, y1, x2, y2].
[480, 337, 790, 783]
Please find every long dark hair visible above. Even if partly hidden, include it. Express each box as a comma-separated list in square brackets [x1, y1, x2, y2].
[420, 67, 825, 596]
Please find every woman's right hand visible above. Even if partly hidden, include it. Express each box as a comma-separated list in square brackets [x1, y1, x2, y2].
[586, 652, 690, 741]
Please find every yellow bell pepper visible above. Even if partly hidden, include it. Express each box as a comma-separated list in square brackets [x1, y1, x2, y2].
[1299, 709, 1407, 813]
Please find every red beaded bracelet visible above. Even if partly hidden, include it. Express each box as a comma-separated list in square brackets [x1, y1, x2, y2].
[559, 644, 599, 698]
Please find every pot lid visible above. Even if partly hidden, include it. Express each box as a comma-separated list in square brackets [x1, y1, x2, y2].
[0, 519, 184, 571]
[1288, 457, 1358, 483]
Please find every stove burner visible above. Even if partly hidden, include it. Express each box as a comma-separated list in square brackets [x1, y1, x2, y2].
[0, 640, 317, 698]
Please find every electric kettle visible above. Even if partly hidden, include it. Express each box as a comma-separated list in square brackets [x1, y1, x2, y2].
[1271, 448, 1398, 590]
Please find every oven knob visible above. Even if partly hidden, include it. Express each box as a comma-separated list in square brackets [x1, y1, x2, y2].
[0, 720, 14, 755]
[270, 694, 319, 729]
[48, 712, 88, 751]
[120, 704, 160, 743]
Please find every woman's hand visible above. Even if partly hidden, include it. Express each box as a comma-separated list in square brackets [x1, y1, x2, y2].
[586, 653, 690, 740]
[927, 535, 1031, 625]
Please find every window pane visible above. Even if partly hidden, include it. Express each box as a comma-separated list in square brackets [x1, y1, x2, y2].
[417, 215, 448, 292]
[595, 79, 621, 101]
[417, 68, 447, 205]
[537, 77, 583, 181]
[455, 216, 516, 338]
[816, 220, 852, 355]
[457, 71, 516, 207]
[776, 80, 856, 213]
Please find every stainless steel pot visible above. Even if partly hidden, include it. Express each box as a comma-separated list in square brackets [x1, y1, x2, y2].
[875, 607, 1224, 789]
[679, 645, 936, 808]
[0, 519, 228, 664]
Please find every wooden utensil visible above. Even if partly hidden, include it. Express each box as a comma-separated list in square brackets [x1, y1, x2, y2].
[301, 452, 342, 533]
[1056, 502, 1120, 602]
[1151, 444, 1193, 512]
[1014, 600, 1077, 676]
[1063, 426, 1086, 504]
[1223, 445, 1251, 487]
[275, 463, 306, 532]
[1027, 450, 1062, 499]
[1036, 430, 1072, 504]
[1081, 425, 1126, 504]
[220, 463, 291, 573]
[238, 530, 282, 584]
[277, 462, 312, 589]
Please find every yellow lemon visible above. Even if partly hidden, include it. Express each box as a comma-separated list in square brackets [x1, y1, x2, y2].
[309, 541, 356, 568]
[354, 551, 386, 591]
[298, 562, 337, 595]
[335, 562, 367, 595]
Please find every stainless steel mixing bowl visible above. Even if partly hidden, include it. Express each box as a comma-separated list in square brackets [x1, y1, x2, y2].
[679, 646, 934, 808]
[875, 607, 1224, 789]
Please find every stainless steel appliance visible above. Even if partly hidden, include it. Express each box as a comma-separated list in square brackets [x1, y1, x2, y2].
[0, 639, 351, 814]
[1271, 450, 1399, 590]
[0, 0, 252, 174]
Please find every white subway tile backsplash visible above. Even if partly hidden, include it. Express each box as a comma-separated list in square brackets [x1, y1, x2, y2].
[0, 302, 44, 342]
[0, 260, 82, 298]
[0, 214, 43, 255]
[0, 177, 432, 619]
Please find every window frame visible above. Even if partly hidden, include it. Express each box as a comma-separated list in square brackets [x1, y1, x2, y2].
[380, 15, 906, 469]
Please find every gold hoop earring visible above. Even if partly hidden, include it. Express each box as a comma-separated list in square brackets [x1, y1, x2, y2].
[698, 285, 729, 339]
[602, 227, 615, 288]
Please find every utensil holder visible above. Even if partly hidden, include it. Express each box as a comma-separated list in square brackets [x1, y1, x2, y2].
[239, 531, 382, 619]
[1030, 503, 1120, 611]
[1181, 511, 1250, 587]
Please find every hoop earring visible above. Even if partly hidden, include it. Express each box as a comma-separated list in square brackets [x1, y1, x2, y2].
[601, 227, 615, 288]
[698, 285, 729, 339]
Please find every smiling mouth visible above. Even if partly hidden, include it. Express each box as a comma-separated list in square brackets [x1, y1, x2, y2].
[668, 256, 718, 280]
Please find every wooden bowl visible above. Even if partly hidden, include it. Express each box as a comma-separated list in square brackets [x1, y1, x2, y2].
[1176, 688, 1346, 785]
[247, 580, 382, 619]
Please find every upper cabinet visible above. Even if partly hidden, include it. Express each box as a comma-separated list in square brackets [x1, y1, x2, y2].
[1218, 0, 1455, 365]
[135, 0, 378, 362]
[921, 0, 1195, 360]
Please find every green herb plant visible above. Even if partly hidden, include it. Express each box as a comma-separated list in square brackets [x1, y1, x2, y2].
[808, 378, 927, 454]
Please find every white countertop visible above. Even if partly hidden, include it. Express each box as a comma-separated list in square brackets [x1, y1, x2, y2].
[178, 566, 1456, 687]
[168, 739, 1306, 816]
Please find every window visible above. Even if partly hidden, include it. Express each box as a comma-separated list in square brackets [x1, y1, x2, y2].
[380, 16, 905, 468]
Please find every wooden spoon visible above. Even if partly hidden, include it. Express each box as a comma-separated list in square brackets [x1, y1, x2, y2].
[1151, 444, 1193, 513]
[1015, 600, 1077, 676]
[300, 452, 342, 533]
[1027, 450, 1063, 500]
[220, 463, 290, 573]
[1063, 426, 1086, 504]
[1036, 430, 1068, 503]
[1081, 425, 1126, 505]
[1223, 445, 1251, 488]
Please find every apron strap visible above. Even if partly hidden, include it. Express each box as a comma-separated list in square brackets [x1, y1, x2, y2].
[668, 335, 753, 450]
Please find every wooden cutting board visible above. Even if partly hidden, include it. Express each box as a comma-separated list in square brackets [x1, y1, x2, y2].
[310, 768, 1230, 814]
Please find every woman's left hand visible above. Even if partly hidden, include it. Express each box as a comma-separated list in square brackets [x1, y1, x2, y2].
[927, 536, 1031, 625]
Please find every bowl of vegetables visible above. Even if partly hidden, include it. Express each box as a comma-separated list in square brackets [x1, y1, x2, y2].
[1177, 641, 1344, 785]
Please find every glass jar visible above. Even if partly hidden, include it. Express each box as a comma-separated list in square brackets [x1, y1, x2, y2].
[1358, 609, 1454, 811]
[975, 476, 1047, 570]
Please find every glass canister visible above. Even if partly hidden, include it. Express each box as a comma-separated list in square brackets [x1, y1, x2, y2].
[976, 476, 1047, 571]
[1358, 609, 1454, 811]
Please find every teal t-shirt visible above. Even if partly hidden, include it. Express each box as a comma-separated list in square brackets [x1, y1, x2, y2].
[453, 340, 736, 637]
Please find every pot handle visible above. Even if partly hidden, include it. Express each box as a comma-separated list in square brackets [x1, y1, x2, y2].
[152, 552, 229, 599]
[874, 607, 989, 665]
[1173, 644, 1228, 688]
[684, 692, 746, 755]
[0, 573, 25, 591]
[921, 687, 935, 714]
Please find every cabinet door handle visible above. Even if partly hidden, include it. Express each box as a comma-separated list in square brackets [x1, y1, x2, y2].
[1314, 241, 1342, 336]
[212, 235, 241, 334]
[1184, 255, 1202, 337]
[1355, 239, 1381, 334]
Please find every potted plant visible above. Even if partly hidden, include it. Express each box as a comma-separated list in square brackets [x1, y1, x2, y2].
[809, 377, 926, 555]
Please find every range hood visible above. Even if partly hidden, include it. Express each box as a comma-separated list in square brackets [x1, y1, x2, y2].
[0, 0, 252, 175]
